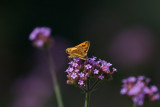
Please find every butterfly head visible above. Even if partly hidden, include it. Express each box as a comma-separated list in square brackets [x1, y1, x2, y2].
[66, 48, 71, 54]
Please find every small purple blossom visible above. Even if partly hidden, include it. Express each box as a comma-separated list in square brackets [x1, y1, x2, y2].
[151, 93, 160, 100]
[137, 76, 145, 81]
[79, 72, 85, 77]
[68, 61, 74, 65]
[120, 88, 127, 94]
[98, 74, 104, 80]
[120, 76, 160, 106]
[65, 68, 69, 73]
[73, 57, 80, 62]
[150, 85, 158, 92]
[112, 67, 117, 72]
[78, 80, 84, 86]
[71, 73, 77, 79]
[65, 67, 74, 73]
[100, 61, 113, 73]
[90, 56, 97, 61]
[85, 64, 92, 69]
[143, 87, 150, 94]
[72, 62, 78, 67]
[101, 60, 107, 66]
[94, 69, 99, 74]
[106, 62, 112, 67]
[75, 69, 79, 73]
[128, 76, 136, 82]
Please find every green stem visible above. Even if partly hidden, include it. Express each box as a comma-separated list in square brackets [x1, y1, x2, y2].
[133, 102, 137, 107]
[46, 49, 64, 107]
[84, 91, 90, 107]
[84, 80, 90, 107]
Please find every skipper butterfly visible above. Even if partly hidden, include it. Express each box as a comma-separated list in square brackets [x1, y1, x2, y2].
[66, 41, 90, 60]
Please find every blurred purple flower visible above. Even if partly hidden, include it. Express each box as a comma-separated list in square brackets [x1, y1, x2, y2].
[120, 76, 160, 106]
[108, 27, 155, 67]
[29, 27, 51, 40]
[65, 56, 117, 87]
[29, 27, 53, 48]
[128, 76, 136, 82]
[11, 74, 53, 107]
[12, 36, 70, 107]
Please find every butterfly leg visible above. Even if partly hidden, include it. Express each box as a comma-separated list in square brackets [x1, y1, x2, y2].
[79, 56, 86, 60]
[68, 56, 73, 61]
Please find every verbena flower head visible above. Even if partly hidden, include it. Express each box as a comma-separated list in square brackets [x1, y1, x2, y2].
[120, 76, 160, 106]
[29, 27, 53, 48]
[65, 56, 117, 88]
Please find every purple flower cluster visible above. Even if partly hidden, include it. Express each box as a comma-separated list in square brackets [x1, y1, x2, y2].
[120, 76, 160, 106]
[29, 27, 53, 48]
[65, 57, 117, 87]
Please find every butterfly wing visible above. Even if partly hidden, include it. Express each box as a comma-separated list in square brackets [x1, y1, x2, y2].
[66, 41, 90, 60]
[74, 41, 90, 56]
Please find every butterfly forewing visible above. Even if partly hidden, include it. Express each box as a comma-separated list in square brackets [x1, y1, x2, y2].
[75, 41, 90, 52]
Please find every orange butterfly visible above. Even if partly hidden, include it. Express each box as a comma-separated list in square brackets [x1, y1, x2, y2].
[66, 41, 90, 60]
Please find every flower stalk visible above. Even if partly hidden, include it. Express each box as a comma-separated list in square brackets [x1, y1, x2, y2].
[133, 102, 137, 107]
[84, 80, 90, 107]
[84, 79, 100, 107]
[46, 49, 64, 107]
[84, 90, 90, 107]
[29, 27, 64, 107]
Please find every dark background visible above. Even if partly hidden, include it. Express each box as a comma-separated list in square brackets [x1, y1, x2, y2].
[1, 0, 160, 107]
